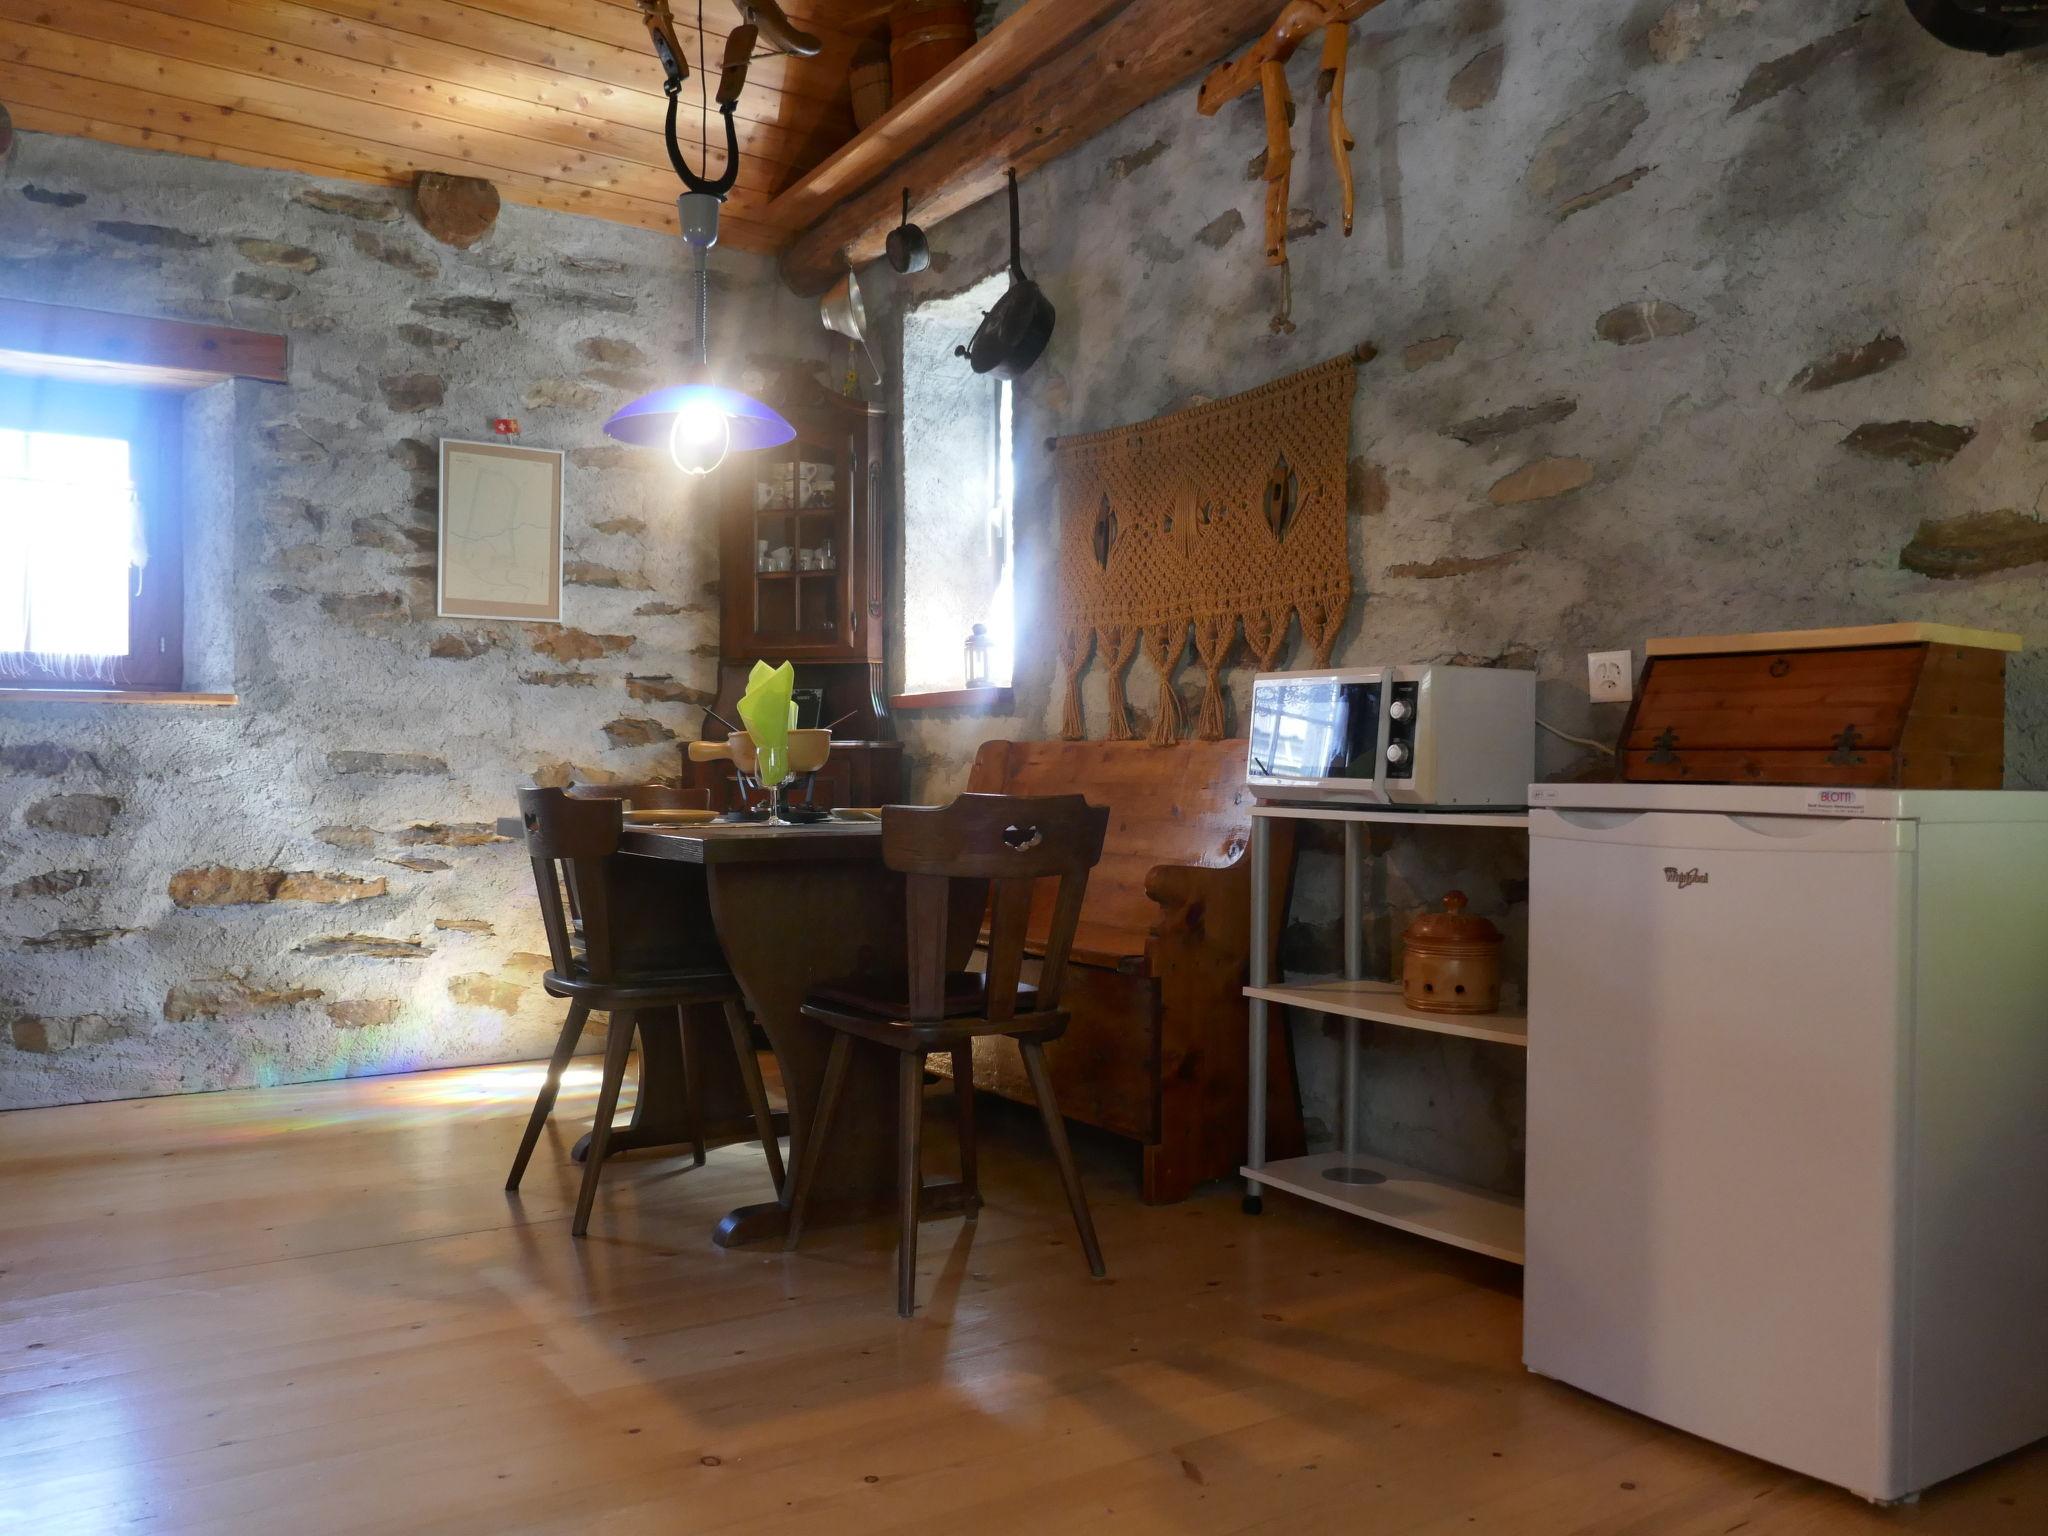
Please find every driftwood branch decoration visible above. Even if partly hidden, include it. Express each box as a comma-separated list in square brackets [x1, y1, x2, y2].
[1051, 355, 1357, 743]
[1198, 0, 1385, 330]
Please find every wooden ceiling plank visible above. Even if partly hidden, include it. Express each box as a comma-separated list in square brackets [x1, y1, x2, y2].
[6, 101, 353, 186]
[24, 0, 791, 199]
[308, 0, 863, 116]
[10, 97, 786, 252]
[0, 17, 771, 213]
[779, 0, 1283, 291]
[458, 0, 863, 60]
[88, 0, 849, 157]
[0, 62, 784, 250]
[761, 0, 1128, 233]
[115, 0, 708, 145]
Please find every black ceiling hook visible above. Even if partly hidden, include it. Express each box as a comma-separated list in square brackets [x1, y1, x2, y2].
[664, 76, 739, 199]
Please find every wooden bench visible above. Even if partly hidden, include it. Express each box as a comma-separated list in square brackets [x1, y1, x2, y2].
[958, 738, 1305, 1203]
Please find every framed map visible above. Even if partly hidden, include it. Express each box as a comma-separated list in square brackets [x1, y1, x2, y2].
[436, 438, 565, 621]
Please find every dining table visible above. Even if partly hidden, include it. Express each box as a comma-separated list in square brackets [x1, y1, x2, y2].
[496, 815, 984, 1246]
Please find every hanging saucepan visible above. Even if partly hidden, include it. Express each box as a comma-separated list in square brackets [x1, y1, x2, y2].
[1906, 0, 2048, 54]
[886, 188, 930, 275]
[820, 265, 881, 383]
[957, 168, 1054, 379]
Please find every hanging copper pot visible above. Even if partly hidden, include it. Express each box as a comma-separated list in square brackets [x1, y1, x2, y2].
[1400, 891, 1502, 1015]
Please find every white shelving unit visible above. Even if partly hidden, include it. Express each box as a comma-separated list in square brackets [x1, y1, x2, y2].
[1243, 802, 1531, 1264]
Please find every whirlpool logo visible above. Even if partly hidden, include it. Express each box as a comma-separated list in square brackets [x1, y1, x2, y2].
[1663, 866, 1709, 889]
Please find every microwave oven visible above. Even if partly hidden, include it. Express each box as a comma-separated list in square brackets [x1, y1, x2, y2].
[1246, 665, 1535, 806]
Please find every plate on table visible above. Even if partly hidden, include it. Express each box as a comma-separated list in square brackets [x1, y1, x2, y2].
[624, 809, 719, 826]
[830, 807, 884, 822]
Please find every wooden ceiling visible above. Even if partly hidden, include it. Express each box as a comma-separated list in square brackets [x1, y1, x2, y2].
[0, 0, 888, 252]
[2, 0, 1286, 280]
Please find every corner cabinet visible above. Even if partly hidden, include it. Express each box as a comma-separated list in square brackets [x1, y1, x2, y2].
[718, 380, 887, 685]
[687, 379, 902, 813]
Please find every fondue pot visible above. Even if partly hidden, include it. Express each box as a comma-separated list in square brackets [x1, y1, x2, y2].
[1400, 891, 1503, 1015]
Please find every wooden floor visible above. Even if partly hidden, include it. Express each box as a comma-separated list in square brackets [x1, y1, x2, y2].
[0, 1062, 2041, 1535]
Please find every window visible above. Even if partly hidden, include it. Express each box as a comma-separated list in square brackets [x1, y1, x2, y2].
[898, 273, 1016, 695]
[0, 373, 182, 690]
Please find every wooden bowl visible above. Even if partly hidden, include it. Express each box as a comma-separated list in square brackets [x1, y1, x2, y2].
[789, 728, 832, 774]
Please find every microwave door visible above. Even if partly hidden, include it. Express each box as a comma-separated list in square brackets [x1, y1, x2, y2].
[1367, 671, 1392, 802]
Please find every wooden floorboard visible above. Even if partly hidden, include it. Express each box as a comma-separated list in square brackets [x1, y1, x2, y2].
[0, 1062, 2040, 1534]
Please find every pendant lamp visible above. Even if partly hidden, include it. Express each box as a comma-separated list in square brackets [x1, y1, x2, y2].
[604, 194, 794, 476]
[603, 4, 795, 476]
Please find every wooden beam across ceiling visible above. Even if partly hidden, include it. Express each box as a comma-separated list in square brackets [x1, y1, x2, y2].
[771, 0, 1284, 294]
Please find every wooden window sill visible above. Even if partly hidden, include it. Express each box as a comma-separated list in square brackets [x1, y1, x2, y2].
[889, 686, 1014, 712]
[0, 688, 238, 707]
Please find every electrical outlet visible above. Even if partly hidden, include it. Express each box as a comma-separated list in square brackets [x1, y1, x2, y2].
[1589, 650, 1633, 703]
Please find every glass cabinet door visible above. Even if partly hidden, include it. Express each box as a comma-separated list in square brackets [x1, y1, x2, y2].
[745, 434, 847, 649]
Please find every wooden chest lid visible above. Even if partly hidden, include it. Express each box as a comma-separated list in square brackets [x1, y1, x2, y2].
[1645, 622, 2021, 658]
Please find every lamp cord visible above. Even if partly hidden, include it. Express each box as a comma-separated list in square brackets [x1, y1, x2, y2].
[696, 244, 711, 370]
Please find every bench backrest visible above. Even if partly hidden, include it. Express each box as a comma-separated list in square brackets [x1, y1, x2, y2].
[966, 738, 1256, 964]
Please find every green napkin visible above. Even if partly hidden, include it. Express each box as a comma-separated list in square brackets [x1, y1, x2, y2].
[737, 661, 796, 782]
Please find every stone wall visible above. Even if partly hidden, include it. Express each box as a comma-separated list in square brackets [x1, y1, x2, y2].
[859, 0, 2048, 1189]
[0, 134, 822, 1109]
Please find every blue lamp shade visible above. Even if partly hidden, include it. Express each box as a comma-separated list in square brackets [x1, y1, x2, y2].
[602, 383, 796, 453]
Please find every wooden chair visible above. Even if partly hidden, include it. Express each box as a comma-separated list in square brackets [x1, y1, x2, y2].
[507, 786, 784, 1235]
[964, 739, 1304, 1202]
[785, 792, 1111, 1317]
[557, 784, 710, 932]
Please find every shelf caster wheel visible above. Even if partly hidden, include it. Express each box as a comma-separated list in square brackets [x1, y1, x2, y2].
[1242, 1193, 1264, 1216]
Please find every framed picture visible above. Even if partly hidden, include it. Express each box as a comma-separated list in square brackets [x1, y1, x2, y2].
[436, 438, 565, 621]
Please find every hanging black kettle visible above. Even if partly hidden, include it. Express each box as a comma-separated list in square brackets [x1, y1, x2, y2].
[1906, 0, 2048, 54]
[956, 169, 1055, 379]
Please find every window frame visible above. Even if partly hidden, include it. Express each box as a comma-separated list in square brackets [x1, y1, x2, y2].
[0, 372, 185, 692]
[893, 272, 1022, 707]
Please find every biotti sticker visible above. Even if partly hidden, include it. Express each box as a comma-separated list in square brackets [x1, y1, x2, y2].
[1806, 788, 1866, 815]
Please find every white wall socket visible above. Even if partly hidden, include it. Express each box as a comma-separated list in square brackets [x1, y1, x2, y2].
[1589, 650, 1634, 703]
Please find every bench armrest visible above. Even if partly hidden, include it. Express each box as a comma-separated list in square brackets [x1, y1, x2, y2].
[1142, 820, 1294, 982]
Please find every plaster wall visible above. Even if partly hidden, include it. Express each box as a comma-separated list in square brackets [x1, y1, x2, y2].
[864, 0, 2048, 1190]
[0, 134, 822, 1108]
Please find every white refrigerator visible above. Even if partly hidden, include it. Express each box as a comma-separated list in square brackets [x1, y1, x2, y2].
[1522, 782, 2048, 1503]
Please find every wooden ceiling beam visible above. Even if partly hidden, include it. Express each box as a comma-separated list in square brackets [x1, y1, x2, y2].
[775, 0, 1282, 294]
[759, 0, 1128, 236]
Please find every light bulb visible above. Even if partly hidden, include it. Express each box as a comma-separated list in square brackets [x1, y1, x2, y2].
[669, 399, 731, 476]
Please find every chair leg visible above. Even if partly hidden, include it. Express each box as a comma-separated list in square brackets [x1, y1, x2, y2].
[783, 1032, 852, 1251]
[951, 1045, 979, 1216]
[506, 1000, 589, 1192]
[676, 1007, 707, 1169]
[1018, 1040, 1105, 1278]
[572, 1012, 636, 1238]
[724, 999, 785, 1193]
[897, 1049, 925, 1319]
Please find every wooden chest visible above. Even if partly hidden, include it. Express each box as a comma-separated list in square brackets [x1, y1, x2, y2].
[1621, 623, 2019, 788]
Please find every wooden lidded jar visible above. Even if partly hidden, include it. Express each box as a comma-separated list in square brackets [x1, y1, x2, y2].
[1401, 891, 1502, 1015]
[850, 34, 892, 129]
[889, 0, 976, 99]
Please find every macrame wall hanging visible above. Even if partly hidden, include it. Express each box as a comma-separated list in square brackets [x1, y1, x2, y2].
[1051, 352, 1356, 744]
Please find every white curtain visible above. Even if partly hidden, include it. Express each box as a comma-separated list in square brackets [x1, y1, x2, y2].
[0, 427, 140, 667]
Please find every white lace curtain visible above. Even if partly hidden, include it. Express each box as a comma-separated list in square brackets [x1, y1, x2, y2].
[0, 427, 142, 670]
